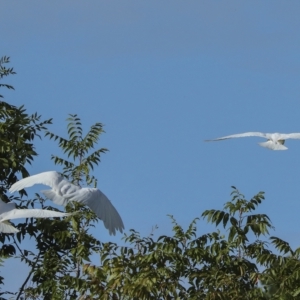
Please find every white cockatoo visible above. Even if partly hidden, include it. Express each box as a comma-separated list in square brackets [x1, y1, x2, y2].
[9, 171, 124, 235]
[0, 199, 69, 233]
[205, 132, 300, 150]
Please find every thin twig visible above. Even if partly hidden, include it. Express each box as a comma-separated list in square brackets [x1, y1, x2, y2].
[16, 251, 41, 300]
[12, 235, 33, 265]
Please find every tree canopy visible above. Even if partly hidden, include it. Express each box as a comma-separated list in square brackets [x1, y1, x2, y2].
[1, 57, 300, 299]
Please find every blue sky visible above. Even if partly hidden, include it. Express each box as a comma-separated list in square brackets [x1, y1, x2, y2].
[2, 0, 300, 293]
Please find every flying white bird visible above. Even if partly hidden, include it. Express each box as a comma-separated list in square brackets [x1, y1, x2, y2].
[205, 132, 300, 150]
[0, 199, 69, 233]
[9, 171, 124, 235]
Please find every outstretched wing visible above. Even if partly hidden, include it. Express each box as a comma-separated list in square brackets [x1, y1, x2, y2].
[279, 133, 300, 140]
[9, 171, 69, 193]
[67, 188, 124, 235]
[1, 209, 69, 222]
[0, 221, 19, 233]
[205, 132, 267, 142]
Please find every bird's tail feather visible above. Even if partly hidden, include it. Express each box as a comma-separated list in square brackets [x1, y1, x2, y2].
[258, 141, 288, 150]
[0, 221, 19, 233]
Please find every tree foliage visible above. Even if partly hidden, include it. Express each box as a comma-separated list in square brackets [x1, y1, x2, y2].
[0, 56, 52, 294]
[2, 56, 300, 299]
[12, 114, 107, 299]
[45, 114, 108, 186]
[0, 56, 52, 200]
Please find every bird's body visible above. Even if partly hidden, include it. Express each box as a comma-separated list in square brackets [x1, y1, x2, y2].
[9, 171, 124, 235]
[0, 199, 69, 233]
[205, 132, 300, 150]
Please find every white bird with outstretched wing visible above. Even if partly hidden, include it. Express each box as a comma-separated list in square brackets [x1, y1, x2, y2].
[205, 132, 300, 150]
[9, 171, 124, 235]
[0, 200, 69, 233]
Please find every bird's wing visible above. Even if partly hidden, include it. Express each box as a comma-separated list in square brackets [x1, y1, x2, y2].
[1, 209, 69, 222]
[205, 132, 267, 142]
[67, 188, 124, 235]
[9, 171, 68, 193]
[0, 221, 19, 233]
[278, 133, 300, 140]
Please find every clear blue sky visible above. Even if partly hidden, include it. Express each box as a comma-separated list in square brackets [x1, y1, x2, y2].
[2, 0, 300, 292]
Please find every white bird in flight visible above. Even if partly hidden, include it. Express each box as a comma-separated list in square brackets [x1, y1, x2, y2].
[9, 171, 124, 235]
[0, 199, 69, 233]
[205, 132, 300, 150]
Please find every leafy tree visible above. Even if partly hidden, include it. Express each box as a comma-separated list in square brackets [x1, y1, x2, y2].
[13, 115, 108, 299]
[261, 237, 300, 299]
[0, 56, 52, 296]
[45, 113, 108, 186]
[3, 56, 300, 300]
[0, 56, 52, 199]
[77, 189, 300, 300]
[79, 188, 268, 299]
